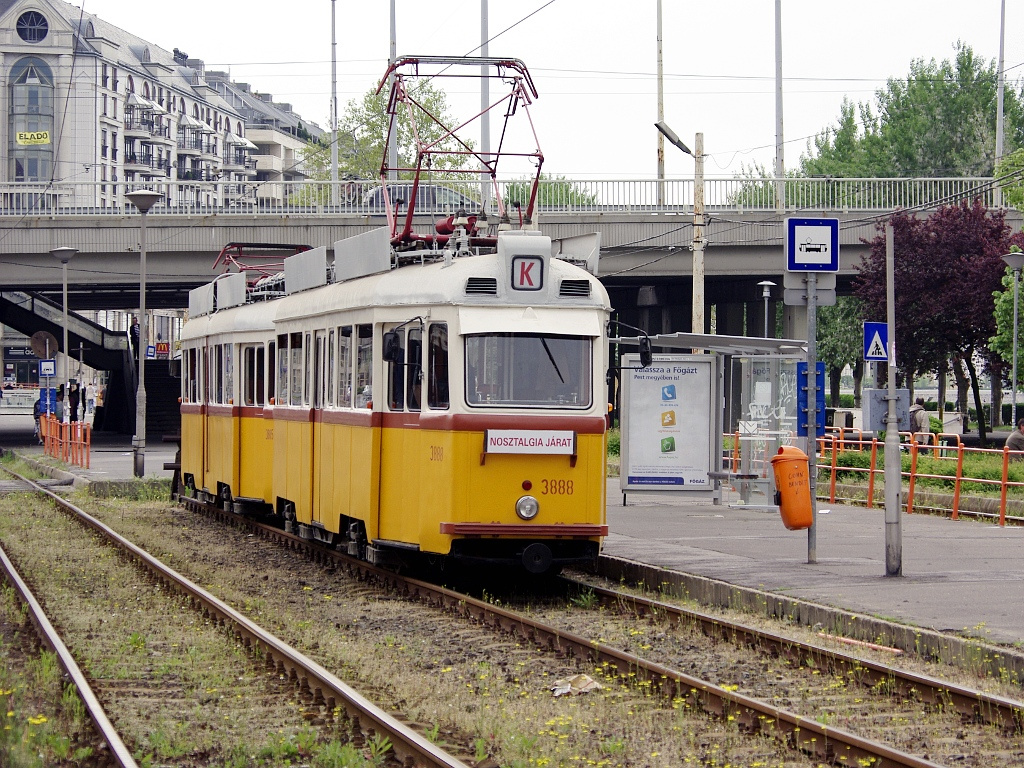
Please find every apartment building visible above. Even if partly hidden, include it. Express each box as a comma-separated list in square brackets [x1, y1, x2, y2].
[0, 0, 317, 209]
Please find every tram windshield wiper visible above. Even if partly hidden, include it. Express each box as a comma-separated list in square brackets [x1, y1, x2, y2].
[540, 338, 565, 383]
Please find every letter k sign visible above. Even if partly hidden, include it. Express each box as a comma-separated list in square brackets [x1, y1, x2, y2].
[511, 256, 544, 290]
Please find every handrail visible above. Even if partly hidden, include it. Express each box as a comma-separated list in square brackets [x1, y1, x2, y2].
[811, 434, 1024, 525]
[0, 176, 1000, 217]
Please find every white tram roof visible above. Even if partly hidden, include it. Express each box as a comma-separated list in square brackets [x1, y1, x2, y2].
[274, 245, 610, 328]
[180, 296, 278, 342]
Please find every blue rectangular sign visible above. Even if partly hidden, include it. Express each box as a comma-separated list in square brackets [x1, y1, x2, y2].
[786, 217, 840, 272]
[863, 321, 889, 362]
[796, 362, 826, 437]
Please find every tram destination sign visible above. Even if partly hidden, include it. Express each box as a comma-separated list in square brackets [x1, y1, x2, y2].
[484, 429, 576, 455]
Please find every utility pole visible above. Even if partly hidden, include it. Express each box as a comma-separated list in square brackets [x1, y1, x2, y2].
[884, 224, 902, 576]
[692, 132, 705, 336]
[656, 0, 665, 206]
[330, 0, 338, 204]
[774, 0, 786, 212]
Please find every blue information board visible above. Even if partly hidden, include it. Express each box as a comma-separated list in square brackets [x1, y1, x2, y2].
[796, 362, 826, 437]
[786, 218, 840, 272]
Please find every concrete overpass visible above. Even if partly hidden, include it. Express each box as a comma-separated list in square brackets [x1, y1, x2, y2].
[0, 176, 1016, 328]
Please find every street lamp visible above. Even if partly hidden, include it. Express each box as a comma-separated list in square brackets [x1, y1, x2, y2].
[49, 247, 78, 422]
[654, 122, 705, 336]
[125, 189, 163, 478]
[758, 280, 776, 337]
[1003, 250, 1024, 427]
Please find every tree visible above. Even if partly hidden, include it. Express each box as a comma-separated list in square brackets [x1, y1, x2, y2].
[293, 82, 472, 205]
[801, 43, 1024, 178]
[500, 173, 599, 211]
[855, 201, 1015, 444]
[997, 148, 1024, 209]
[989, 239, 1024, 394]
[816, 296, 865, 407]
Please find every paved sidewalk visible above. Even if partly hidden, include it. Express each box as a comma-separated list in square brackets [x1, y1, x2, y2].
[604, 479, 1024, 646]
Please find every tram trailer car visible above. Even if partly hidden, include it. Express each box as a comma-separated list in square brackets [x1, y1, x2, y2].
[180, 230, 610, 574]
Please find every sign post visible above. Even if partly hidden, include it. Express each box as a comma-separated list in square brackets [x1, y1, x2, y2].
[785, 217, 840, 564]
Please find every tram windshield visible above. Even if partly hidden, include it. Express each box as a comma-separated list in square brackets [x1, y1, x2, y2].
[465, 333, 592, 408]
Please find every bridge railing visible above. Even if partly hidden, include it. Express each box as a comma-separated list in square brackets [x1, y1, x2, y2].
[0, 177, 1000, 217]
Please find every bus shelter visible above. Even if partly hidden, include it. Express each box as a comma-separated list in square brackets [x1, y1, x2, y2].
[610, 332, 806, 506]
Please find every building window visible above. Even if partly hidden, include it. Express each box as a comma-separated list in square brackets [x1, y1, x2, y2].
[16, 11, 48, 43]
[8, 58, 54, 182]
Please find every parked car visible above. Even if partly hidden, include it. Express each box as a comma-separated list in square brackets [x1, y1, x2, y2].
[362, 183, 480, 215]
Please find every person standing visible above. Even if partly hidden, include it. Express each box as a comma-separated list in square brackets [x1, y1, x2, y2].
[1007, 419, 1024, 459]
[909, 397, 930, 444]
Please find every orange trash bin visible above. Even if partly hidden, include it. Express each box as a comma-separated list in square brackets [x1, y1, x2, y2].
[770, 445, 813, 530]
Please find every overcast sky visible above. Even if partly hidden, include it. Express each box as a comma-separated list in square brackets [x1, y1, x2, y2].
[78, 0, 1022, 179]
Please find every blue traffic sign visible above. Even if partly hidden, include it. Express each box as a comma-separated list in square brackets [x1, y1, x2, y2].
[786, 217, 840, 272]
[863, 322, 889, 362]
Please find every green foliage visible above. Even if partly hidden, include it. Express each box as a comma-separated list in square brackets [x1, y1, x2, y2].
[838, 394, 855, 408]
[997, 148, 1024, 209]
[801, 43, 1024, 177]
[500, 173, 599, 209]
[606, 428, 620, 457]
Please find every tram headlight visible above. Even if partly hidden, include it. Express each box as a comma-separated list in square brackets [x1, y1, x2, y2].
[516, 495, 539, 520]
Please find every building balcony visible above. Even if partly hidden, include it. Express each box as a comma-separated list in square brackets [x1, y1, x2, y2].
[123, 118, 153, 138]
[146, 123, 174, 145]
[123, 153, 154, 171]
[177, 137, 203, 155]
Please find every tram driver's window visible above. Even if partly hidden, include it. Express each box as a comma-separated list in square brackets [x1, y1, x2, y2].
[427, 323, 449, 409]
[386, 329, 405, 411]
[406, 327, 422, 412]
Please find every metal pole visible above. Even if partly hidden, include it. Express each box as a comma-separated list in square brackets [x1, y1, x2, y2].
[656, 0, 665, 206]
[62, 259, 69, 422]
[692, 132, 705, 337]
[884, 224, 902, 576]
[330, 0, 338, 204]
[135, 208, 148, 478]
[387, 0, 398, 181]
[806, 272, 818, 564]
[774, 0, 785, 212]
[481, 0, 490, 213]
[1013, 266, 1020, 427]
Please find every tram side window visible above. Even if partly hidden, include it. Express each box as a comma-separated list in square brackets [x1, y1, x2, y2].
[355, 324, 372, 408]
[185, 348, 200, 403]
[213, 344, 224, 404]
[386, 329, 405, 411]
[276, 334, 288, 404]
[327, 329, 336, 407]
[427, 323, 449, 409]
[224, 344, 234, 404]
[267, 342, 276, 404]
[338, 326, 353, 408]
[304, 332, 313, 407]
[242, 345, 265, 406]
[290, 332, 303, 405]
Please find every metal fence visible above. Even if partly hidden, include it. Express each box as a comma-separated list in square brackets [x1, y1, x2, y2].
[0, 176, 1001, 217]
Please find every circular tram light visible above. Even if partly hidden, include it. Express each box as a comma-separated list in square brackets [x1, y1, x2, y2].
[516, 495, 539, 520]
[522, 480, 533, 491]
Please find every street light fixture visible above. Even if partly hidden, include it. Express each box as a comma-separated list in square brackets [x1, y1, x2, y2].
[125, 189, 163, 478]
[757, 280, 776, 337]
[654, 122, 704, 337]
[1003, 250, 1024, 427]
[49, 247, 78, 422]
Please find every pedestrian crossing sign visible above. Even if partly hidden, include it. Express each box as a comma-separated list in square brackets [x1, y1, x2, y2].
[864, 322, 889, 362]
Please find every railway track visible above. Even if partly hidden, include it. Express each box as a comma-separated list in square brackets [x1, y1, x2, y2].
[0, 465, 472, 768]
[170, 490, 1024, 767]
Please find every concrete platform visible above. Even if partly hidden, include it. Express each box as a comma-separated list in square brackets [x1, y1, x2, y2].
[605, 479, 1024, 648]
[0, 413, 177, 484]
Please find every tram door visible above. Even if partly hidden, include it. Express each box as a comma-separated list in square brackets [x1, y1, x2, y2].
[378, 325, 423, 544]
[311, 329, 328, 530]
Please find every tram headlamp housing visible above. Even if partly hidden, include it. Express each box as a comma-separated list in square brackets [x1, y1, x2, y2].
[516, 495, 539, 520]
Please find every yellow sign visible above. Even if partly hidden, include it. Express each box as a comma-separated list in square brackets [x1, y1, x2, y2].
[16, 131, 50, 145]
[661, 410, 676, 427]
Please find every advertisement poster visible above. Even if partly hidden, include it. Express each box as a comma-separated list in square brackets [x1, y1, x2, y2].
[620, 354, 716, 491]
